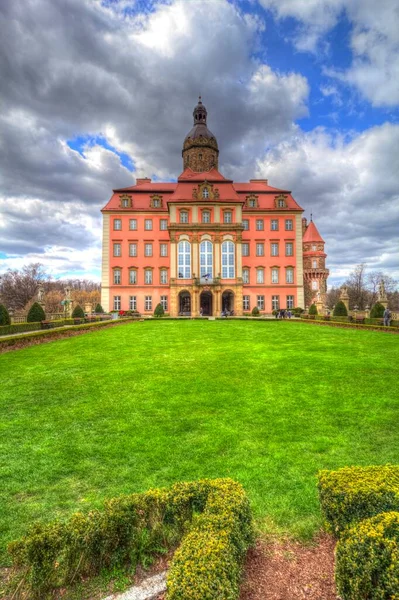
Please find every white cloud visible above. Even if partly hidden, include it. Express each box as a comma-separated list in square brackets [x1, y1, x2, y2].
[255, 122, 399, 283]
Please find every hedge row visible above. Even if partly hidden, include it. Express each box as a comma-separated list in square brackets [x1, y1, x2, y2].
[8, 478, 253, 599]
[0, 319, 75, 336]
[0, 318, 134, 350]
[318, 466, 399, 599]
[302, 315, 399, 327]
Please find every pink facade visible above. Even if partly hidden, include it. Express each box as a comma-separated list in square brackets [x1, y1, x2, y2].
[101, 99, 326, 316]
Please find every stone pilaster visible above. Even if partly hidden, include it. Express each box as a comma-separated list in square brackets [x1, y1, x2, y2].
[295, 214, 305, 309]
[101, 213, 110, 312]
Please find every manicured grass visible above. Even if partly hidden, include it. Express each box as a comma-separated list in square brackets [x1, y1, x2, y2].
[1, 320, 398, 562]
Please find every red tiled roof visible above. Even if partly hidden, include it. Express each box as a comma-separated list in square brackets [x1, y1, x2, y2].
[303, 220, 325, 243]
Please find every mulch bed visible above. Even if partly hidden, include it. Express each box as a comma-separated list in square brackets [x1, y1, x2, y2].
[240, 533, 337, 600]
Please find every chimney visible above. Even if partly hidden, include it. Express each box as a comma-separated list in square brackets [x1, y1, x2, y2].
[250, 179, 268, 185]
[302, 217, 307, 236]
[136, 177, 152, 185]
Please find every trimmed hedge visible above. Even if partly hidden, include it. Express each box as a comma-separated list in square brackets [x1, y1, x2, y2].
[0, 303, 11, 325]
[308, 303, 318, 315]
[8, 479, 253, 599]
[27, 302, 45, 322]
[72, 304, 85, 318]
[154, 303, 164, 317]
[335, 511, 399, 599]
[251, 306, 260, 316]
[333, 301, 348, 317]
[318, 465, 399, 536]
[0, 319, 75, 337]
[370, 302, 385, 318]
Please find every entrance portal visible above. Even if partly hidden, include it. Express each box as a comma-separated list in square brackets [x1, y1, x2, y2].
[200, 291, 213, 316]
[178, 291, 191, 315]
[222, 290, 234, 314]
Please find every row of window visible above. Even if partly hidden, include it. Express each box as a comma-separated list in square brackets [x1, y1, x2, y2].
[113, 217, 294, 230]
[243, 267, 294, 285]
[113, 269, 168, 285]
[243, 242, 293, 257]
[112, 294, 294, 312]
[112, 240, 294, 259]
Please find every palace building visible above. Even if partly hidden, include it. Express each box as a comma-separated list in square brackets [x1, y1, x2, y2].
[101, 98, 328, 316]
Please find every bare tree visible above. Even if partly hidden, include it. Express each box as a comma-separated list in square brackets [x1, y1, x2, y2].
[345, 264, 368, 309]
[367, 271, 398, 306]
[326, 286, 341, 309]
[0, 263, 49, 310]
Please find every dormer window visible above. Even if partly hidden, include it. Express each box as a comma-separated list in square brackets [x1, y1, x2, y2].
[278, 199, 286, 208]
[275, 195, 287, 209]
[246, 194, 258, 208]
[153, 199, 161, 208]
[150, 195, 163, 208]
[202, 187, 209, 199]
[119, 194, 132, 208]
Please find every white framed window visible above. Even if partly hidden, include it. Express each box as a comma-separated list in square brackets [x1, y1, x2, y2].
[144, 219, 153, 230]
[202, 187, 209, 199]
[202, 210, 211, 223]
[286, 268, 294, 284]
[271, 268, 279, 284]
[145, 296, 152, 311]
[257, 268, 264, 284]
[180, 210, 189, 224]
[242, 268, 249, 284]
[160, 269, 168, 284]
[160, 219, 168, 230]
[129, 270, 137, 285]
[121, 198, 130, 208]
[272, 295, 279, 310]
[242, 242, 249, 257]
[312, 280, 318, 290]
[256, 243, 264, 256]
[256, 219, 264, 231]
[160, 295, 168, 311]
[224, 211, 232, 224]
[285, 219, 293, 231]
[257, 295, 265, 310]
[113, 243, 121, 257]
[286, 242, 293, 257]
[129, 296, 137, 310]
[144, 243, 153, 257]
[145, 269, 153, 284]
[278, 199, 286, 208]
[286, 295, 294, 309]
[271, 243, 279, 257]
[312, 259, 317, 268]
[113, 269, 121, 284]
[178, 241, 191, 279]
[152, 198, 161, 208]
[129, 243, 137, 257]
[248, 198, 256, 208]
[113, 296, 121, 310]
[160, 243, 168, 257]
[221, 241, 235, 278]
[129, 219, 137, 230]
[242, 219, 249, 231]
[200, 240, 213, 278]
[243, 295, 250, 311]
[113, 219, 122, 230]
[271, 219, 279, 231]
[312, 244, 317, 251]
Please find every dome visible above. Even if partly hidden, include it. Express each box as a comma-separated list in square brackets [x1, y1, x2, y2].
[183, 97, 218, 148]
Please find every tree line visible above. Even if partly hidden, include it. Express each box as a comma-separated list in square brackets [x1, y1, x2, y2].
[0, 263, 101, 313]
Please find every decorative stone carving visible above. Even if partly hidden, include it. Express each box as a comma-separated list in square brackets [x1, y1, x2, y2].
[119, 194, 132, 208]
[150, 194, 163, 208]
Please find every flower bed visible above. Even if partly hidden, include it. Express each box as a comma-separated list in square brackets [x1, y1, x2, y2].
[8, 478, 253, 599]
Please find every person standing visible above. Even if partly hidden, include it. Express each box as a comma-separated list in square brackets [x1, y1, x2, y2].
[383, 307, 391, 326]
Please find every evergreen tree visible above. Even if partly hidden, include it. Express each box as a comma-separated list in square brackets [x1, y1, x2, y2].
[27, 302, 46, 322]
[308, 303, 318, 315]
[333, 301, 348, 317]
[72, 304, 85, 318]
[370, 302, 385, 318]
[154, 303, 164, 317]
[0, 304, 11, 326]
[95, 303, 104, 313]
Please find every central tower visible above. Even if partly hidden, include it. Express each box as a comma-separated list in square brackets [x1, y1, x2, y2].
[182, 97, 219, 172]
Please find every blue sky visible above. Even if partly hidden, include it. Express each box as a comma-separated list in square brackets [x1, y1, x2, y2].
[0, 0, 398, 286]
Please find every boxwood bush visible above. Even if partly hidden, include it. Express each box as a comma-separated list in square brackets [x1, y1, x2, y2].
[8, 478, 253, 599]
[251, 306, 260, 316]
[333, 301, 348, 317]
[72, 304, 85, 318]
[0, 303, 11, 326]
[318, 465, 399, 536]
[370, 302, 385, 318]
[335, 511, 399, 599]
[27, 302, 46, 322]
[308, 303, 318, 315]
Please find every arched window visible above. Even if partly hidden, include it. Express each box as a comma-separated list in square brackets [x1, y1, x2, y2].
[178, 241, 191, 279]
[221, 241, 235, 279]
[200, 241, 213, 278]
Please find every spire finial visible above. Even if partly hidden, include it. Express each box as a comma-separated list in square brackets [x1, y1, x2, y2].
[310, 212, 313, 222]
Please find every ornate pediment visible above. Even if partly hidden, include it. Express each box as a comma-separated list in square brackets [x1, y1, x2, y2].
[246, 194, 258, 208]
[119, 194, 132, 208]
[192, 181, 220, 200]
[275, 194, 288, 208]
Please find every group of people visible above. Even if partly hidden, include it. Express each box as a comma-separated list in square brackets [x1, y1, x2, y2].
[275, 309, 292, 319]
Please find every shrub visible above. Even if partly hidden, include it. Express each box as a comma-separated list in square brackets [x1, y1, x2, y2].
[318, 465, 399, 536]
[292, 307, 304, 315]
[0, 304, 11, 326]
[95, 303, 104, 313]
[27, 302, 46, 323]
[333, 301, 348, 317]
[308, 303, 318, 315]
[154, 303, 164, 318]
[8, 478, 253, 599]
[251, 306, 260, 316]
[0, 322, 42, 336]
[370, 302, 385, 318]
[72, 304, 85, 318]
[335, 511, 399, 600]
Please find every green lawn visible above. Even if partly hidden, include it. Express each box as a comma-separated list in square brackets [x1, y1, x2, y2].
[1, 320, 398, 562]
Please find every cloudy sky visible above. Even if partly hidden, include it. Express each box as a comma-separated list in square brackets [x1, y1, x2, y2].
[0, 0, 398, 286]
